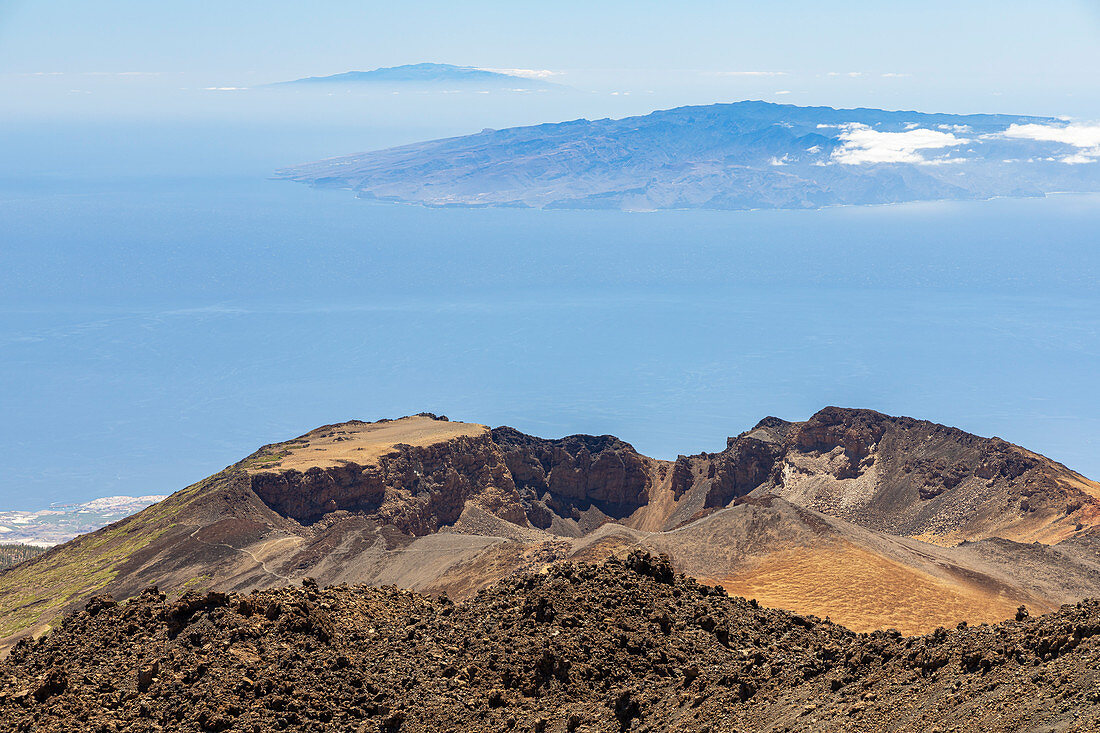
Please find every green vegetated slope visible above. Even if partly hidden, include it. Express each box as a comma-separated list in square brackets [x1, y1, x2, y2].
[0, 472, 226, 644]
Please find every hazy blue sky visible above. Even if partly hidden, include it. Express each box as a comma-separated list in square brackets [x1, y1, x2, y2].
[2, 1, 1100, 118]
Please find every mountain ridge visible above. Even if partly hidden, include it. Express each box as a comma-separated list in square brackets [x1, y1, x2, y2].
[274, 62, 560, 89]
[2, 406, 1099, 653]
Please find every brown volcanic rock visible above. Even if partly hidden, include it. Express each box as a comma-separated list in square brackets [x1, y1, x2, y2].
[491, 427, 653, 525]
[247, 416, 527, 532]
[3, 556, 1100, 733]
[701, 434, 787, 510]
[793, 405, 887, 479]
[767, 407, 1100, 544]
[651, 435, 786, 531]
[250, 462, 387, 522]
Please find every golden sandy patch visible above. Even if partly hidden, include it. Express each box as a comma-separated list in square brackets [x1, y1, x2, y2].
[1057, 471, 1100, 503]
[246, 416, 488, 473]
[703, 542, 1029, 635]
[623, 462, 679, 533]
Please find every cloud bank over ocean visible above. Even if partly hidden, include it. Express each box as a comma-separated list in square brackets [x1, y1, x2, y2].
[832, 124, 969, 165]
[1001, 122, 1100, 164]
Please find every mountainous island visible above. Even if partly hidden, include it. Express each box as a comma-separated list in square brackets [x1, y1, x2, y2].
[3, 408, 1100, 730]
[277, 101, 1100, 210]
[274, 63, 560, 90]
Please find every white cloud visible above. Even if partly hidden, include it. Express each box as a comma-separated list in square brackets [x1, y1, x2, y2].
[1001, 122, 1100, 146]
[203, 86, 247, 91]
[83, 71, 162, 77]
[478, 68, 560, 80]
[1061, 152, 1100, 165]
[827, 71, 864, 77]
[919, 156, 968, 166]
[832, 124, 969, 164]
[708, 70, 787, 77]
[774, 90, 791, 95]
[1000, 122, 1100, 164]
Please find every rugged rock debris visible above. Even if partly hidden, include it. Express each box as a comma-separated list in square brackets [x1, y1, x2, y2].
[491, 428, 652, 522]
[1, 554, 1099, 732]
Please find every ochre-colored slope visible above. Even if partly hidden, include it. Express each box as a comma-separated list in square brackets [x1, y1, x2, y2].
[0, 470, 229, 653]
[705, 543, 1033, 635]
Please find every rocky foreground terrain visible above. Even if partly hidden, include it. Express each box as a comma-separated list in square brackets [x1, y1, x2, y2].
[2, 408, 1100, 654]
[2, 553, 1098, 732]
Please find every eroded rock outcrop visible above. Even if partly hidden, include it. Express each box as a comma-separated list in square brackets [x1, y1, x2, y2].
[772, 407, 1100, 542]
[491, 427, 652, 525]
[248, 410, 1100, 544]
[790, 406, 887, 479]
[251, 431, 526, 535]
[701, 435, 786, 509]
[250, 463, 385, 522]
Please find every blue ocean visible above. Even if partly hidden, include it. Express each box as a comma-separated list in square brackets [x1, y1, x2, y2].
[2, 119, 1098, 508]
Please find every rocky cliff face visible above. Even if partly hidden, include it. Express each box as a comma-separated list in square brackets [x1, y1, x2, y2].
[248, 423, 659, 537]
[701, 435, 787, 509]
[250, 431, 526, 535]
[791, 406, 887, 480]
[244, 409, 1100, 545]
[490, 427, 653, 527]
[769, 407, 1100, 543]
[250, 463, 384, 522]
